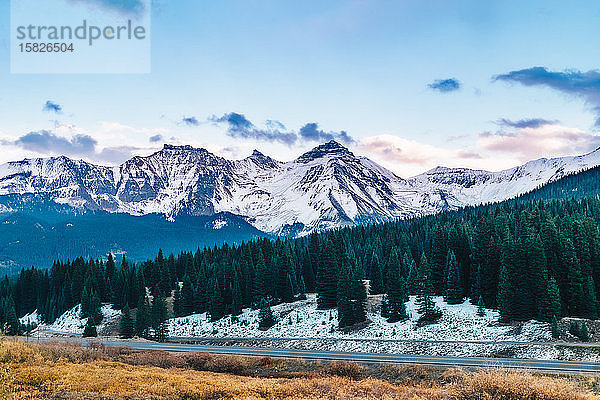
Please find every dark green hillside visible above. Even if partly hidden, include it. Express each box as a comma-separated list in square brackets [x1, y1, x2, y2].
[516, 165, 600, 202]
[0, 200, 267, 275]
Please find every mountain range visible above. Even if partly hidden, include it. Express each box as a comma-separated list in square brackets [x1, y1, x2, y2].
[2, 140, 600, 237]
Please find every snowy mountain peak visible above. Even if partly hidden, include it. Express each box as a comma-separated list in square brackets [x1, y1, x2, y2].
[162, 144, 195, 151]
[296, 140, 353, 163]
[247, 150, 279, 167]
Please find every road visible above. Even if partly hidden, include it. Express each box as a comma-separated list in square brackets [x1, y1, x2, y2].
[25, 336, 600, 374]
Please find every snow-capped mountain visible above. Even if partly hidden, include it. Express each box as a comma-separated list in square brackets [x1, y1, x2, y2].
[1, 141, 599, 236]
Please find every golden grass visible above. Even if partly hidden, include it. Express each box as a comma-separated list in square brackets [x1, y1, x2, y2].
[0, 339, 598, 400]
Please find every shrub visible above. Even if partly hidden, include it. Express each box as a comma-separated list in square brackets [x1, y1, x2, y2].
[323, 361, 364, 380]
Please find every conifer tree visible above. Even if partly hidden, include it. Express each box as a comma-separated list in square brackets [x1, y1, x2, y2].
[416, 254, 441, 323]
[385, 249, 408, 323]
[580, 321, 590, 342]
[119, 303, 134, 339]
[151, 294, 169, 342]
[337, 261, 353, 329]
[406, 255, 419, 295]
[252, 250, 268, 305]
[444, 251, 463, 304]
[181, 274, 195, 316]
[538, 276, 561, 322]
[368, 252, 384, 295]
[232, 269, 242, 316]
[172, 285, 182, 317]
[476, 295, 486, 317]
[583, 276, 598, 319]
[317, 240, 338, 309]
[0, 296, 19, 335]
[135, 295, 151, 338]
[194, 274, 208, 313]
[82, 320, 97, 337]
[209, 279, 225, 321]
[258, 299, 276, 329]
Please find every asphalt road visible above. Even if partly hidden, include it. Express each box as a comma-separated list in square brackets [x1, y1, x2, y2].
[25, 337, 600, 374]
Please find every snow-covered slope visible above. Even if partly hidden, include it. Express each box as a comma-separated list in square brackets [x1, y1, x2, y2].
[409, 149, 600, 207]
[35, 304, 120, 335]
[1, 141, 599, 236]
[166, 294, 549, 343]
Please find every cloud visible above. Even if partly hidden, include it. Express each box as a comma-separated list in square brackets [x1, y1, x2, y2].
[427, 78, 461, 93]
[13, 130, 96, 156]
[478, 124, 600, 161]
[43, 100, 62, 114]
[265, 120, 286, 130]
[149, 134, 164, 143]
[180, 116, 200, 127]
[210, 112, 298, 145]
[358, 134, 492, 177]
[495, 118, 558, 129]
[298, 123, 355, 144]
[7, 130, 138, 164]
[68, 0, 145, 17]
[494, 67, 600, 127]
[208, 112, 356, 146]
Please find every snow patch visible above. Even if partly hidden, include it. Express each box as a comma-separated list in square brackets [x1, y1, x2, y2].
[212, 219, 228, 230]
[38, 304, 120, 335]
[19, 310, 41, 325]
[166, 295, 550, 343]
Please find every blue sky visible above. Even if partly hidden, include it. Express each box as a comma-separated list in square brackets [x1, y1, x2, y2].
[1, 0, 600, 176]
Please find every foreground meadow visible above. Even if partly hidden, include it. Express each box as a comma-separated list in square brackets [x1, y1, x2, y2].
[1, 339, 599, 400]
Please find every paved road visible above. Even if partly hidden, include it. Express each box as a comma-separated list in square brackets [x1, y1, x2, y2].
[25, 337, 600, 374]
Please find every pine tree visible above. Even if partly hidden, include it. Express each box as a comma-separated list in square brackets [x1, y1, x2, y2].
[583, 276, 598, 319]
[367, 252, 384, 295]
[385, 249, 408, 323]
[232, 269, 242, 316]
[406, 255, 419, 295]
[173, 285, 182, 317]
[351, 265, 368, 326]
[252, 250, 268, 306]
[119, 303, 134, 339]
[416, 254, 441, 324]
[135, 295, 151, 338]
[317, 240, 338, 309]
[258, 299, 276, 329]
[477, 295, 486, 317]
[1, 296, 19, 335]
[151, 294, 168, 327]
[444, 251, 463, 304]
[151, 294, 169, 342]
[496, 259, 513, 322]
[181, 274, 195, 316]
[209, 279, 225, 321]
[82, 320, 97, 337]
[337, 261, 353, 329]
[538, 276, 561, 322]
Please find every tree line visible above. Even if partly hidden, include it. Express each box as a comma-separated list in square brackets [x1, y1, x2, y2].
[2, 196, 600, 336]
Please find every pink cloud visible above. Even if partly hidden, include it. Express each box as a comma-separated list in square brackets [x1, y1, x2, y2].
[478, 124, 600, 161]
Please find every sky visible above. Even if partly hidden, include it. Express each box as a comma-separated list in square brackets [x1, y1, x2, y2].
[1, 0, 600, 177]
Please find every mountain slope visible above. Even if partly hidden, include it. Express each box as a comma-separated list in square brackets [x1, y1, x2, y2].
[2, 141, 600, 237]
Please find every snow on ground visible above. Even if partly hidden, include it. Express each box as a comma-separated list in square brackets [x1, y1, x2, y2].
[166, 294, 550, 343]
[19, 310, 41, 326]
[165, 295, 600, 361]
[37, 304, 120, 335]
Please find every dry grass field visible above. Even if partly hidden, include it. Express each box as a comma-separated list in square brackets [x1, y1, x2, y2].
[1, 339, 599, 400]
